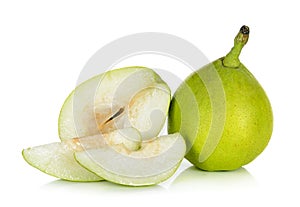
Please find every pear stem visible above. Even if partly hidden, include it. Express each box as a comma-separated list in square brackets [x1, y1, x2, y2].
[223, 25, 249, 68]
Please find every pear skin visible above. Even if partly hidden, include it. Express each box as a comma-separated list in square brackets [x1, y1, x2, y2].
[168, 26, 273, 171]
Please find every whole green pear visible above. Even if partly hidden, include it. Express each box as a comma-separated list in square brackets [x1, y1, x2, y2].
[168, 26, 273, 171]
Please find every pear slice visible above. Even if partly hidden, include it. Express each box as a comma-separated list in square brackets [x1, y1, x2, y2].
[22, 128, 141, 181]
[58, 66, 171, 141]
[75, 133, 186, 186]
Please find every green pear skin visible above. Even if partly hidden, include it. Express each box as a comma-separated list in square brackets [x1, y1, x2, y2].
[168, 26, 273, 171]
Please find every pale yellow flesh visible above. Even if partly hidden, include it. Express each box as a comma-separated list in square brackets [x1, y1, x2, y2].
[24, 67, 179, 184]
[75, 133, 186, 186]
[22, 128, 142, 181]
[58, 66, 171, 141]
[22, 142, 102, 182]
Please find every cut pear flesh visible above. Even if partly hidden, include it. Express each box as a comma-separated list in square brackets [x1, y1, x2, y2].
[22, 142, 101, 181]
[24, 67, 184, 184]
[58, 66, 171, 141]
[75, 133, 186, 186]
[22, 128, 141, 181]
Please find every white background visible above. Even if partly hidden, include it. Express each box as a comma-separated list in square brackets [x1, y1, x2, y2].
[1, 0, 299, 206]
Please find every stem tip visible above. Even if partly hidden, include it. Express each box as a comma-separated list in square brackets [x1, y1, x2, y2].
[240, 25, 250, 35]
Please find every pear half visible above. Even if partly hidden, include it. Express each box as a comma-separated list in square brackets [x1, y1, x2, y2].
[59, 66, 171, 141]
[24, 66, 184, 185]
[22, 128, 141, 181]
[75, 133, 186, 186]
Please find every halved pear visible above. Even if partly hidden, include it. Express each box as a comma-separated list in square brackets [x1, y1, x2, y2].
[75, 133, 186, 186]
[22, 128, 141, 181]
[58, 66, 171, 141]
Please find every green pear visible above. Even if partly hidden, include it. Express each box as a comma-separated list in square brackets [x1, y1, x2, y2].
[168, 26, 273, 171]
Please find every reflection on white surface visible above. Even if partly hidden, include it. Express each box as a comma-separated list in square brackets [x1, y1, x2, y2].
[41, 164, 256, 194]
[42, 179, 165, 194]
[171, 166, 257, 191]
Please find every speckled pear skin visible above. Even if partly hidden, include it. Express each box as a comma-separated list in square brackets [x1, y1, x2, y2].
[168, 26, 273, 171]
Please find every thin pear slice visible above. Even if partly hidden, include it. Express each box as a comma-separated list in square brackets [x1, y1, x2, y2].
[22, 128, 141, 181]
[75, 133, 186, 186]
[58, 66, 170, 141]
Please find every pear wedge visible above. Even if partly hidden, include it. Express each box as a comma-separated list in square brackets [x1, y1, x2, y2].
[75, 133, 186, 186]
[22, 128, 141, 181]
